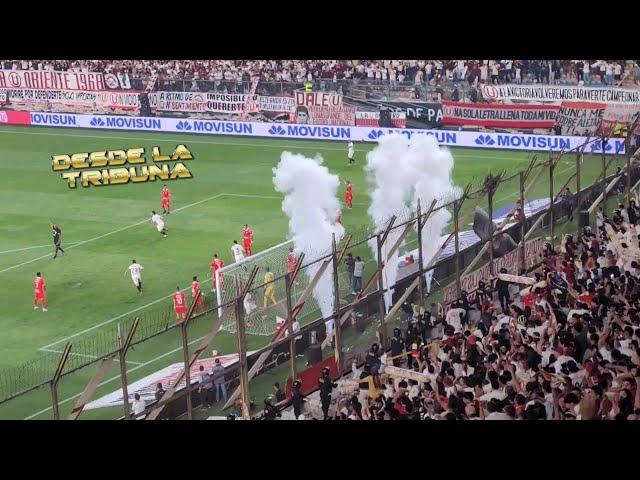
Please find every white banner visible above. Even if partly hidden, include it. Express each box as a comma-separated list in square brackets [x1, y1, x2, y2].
[155, 92, 295, 114]
[481, 84, 640, 104]
[0, 69, 105, 91]
[2, 88, 141, 110]
[26, 112, 627, 154]
[555, 101, 606, 136]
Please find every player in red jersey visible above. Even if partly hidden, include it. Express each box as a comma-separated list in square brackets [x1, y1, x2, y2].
[242, 224, 254, 256]
[209, 253, 225, 292]
[286, 248, 299, 286]
[173, 286, 186, 323]
[33, 271, 47, 312]
[161, 184, 171, 214]
[191, 275, 206, 312]
[345, 180, 353, 209]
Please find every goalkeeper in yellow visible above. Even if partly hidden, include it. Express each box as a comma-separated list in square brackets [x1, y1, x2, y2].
[263, 267, 277, 308]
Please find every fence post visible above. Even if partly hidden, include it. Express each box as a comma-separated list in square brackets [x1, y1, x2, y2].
[519, 171, 526, 273]
[118, 318, 139, 420]
[576, 151, 582, 204]
[331, 234, 343, 373]
[376, 233, 387, 347]
[627, 151, 632, 207]
[285, 274, 297, 385]
[416, 199, 424, 305]
[51, 343, 72, 420]
[601, 137, 608, 214]
[487, 183, 495, 276]
[180, 320, 193, 420]
[234, 278, 251, 419]
[549, 157, 555, 249]
[453, 198, 462, 298]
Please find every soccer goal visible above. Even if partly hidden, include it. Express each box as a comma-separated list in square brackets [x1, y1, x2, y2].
[215, 239, 353, 336]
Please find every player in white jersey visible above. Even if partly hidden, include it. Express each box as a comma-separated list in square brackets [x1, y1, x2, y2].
[123, 259, 144, 295]
[347, 141, 355, 166]
[231, 240, 245, 263]
[151, 210, 168, 237]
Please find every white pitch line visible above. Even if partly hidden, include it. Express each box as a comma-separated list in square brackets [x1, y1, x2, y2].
[0, 127, 520, 160]
[40, 348, 144, 365]
[0, 242, 79, 255]
[25, 334, 207, 420]
[0, 193, 224, 274]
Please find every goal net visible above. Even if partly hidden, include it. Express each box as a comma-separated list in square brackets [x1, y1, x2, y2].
[215, 239, 353, 336]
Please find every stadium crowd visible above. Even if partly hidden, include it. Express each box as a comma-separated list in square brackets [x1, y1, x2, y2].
[3, 60, 638, 88]
[288, 201, 640, 420]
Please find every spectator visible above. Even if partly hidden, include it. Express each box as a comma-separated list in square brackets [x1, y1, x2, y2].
[352, 256, 365, 295]
[198, 364, 213, 408]
[154, 382, 166, 403]
[212, 358, 227, 403]
[344, 253, 355, 289]
[132, 393, 146, 419]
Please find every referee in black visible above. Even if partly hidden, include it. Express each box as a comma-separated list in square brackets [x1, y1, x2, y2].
[51, 222, 65, 259]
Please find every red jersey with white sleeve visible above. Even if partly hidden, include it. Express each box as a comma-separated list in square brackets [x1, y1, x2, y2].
[173, 291, 186, 312]
[191, 280, 201, 297]
[34, 276, 45, 298]
[287, 252, 297, 273]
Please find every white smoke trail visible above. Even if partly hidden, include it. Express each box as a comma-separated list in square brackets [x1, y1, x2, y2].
[365, 133, 415, 312]
[406, 135, 461, 291]
[273, 152, 345, 334]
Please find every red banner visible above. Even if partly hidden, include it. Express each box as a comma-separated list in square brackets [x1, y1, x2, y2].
[442, 101, 559, 128]
[0, 110, 31, 125]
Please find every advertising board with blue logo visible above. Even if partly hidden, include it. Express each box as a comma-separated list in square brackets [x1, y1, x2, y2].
[27, 112, 626, 154]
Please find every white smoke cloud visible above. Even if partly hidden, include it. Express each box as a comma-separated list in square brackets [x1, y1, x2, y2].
[273, 152, 345, 332]
[406, 135, 461, 288]
[366, 134, 460, 304]
[365, 133, 415, 312]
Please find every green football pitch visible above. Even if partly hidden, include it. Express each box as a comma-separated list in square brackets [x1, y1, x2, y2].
[0, 124, 624, 419]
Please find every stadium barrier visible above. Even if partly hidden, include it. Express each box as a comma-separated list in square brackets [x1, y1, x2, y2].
[0, 110, 628, 154]
[1, 134, 638, 420]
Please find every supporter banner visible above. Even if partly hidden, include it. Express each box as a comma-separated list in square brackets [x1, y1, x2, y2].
[24, 112, 627, 154]
[555, 101, 606, 136]
[368, 101, 443, 128]
[355, 111, 406, 128]
[294, 91, 343, 107]
[84, 352, 254, 410]
[294, 105, 356, 125]
[2, 88, 142, 110]
[597, 103, 640, 136]
[442, 101, 559, 128]
[443, 238, 543, 303]
[104, 72, 132, 90]
[481, 84, 640, 105]
[0, 70, 105, 91]
[155, 92, 295, 114]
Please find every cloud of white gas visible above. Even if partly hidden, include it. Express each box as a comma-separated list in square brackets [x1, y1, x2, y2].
[366, 133, 460, 311]
[273, 152, 345, 334]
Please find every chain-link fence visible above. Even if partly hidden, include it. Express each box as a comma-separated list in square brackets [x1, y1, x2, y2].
[1, 139, 637, 420]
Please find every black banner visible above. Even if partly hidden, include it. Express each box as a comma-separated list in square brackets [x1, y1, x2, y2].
[372, 101, 443, 128]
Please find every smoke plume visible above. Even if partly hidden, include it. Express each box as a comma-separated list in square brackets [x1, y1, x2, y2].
[273, 152, 345, 332]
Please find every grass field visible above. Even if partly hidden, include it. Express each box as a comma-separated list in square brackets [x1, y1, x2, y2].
[0, 124, 626, 420]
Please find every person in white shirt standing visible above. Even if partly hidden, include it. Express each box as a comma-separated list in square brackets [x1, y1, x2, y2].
[123, 259, 144, 295]
[347, 141, 355, 166]
[132, 393, 146, 419]
[151, 210, 167, 237]
[231, 240, 246, 263]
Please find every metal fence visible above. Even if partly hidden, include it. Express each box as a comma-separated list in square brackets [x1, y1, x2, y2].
[1, 134, 637, 420]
